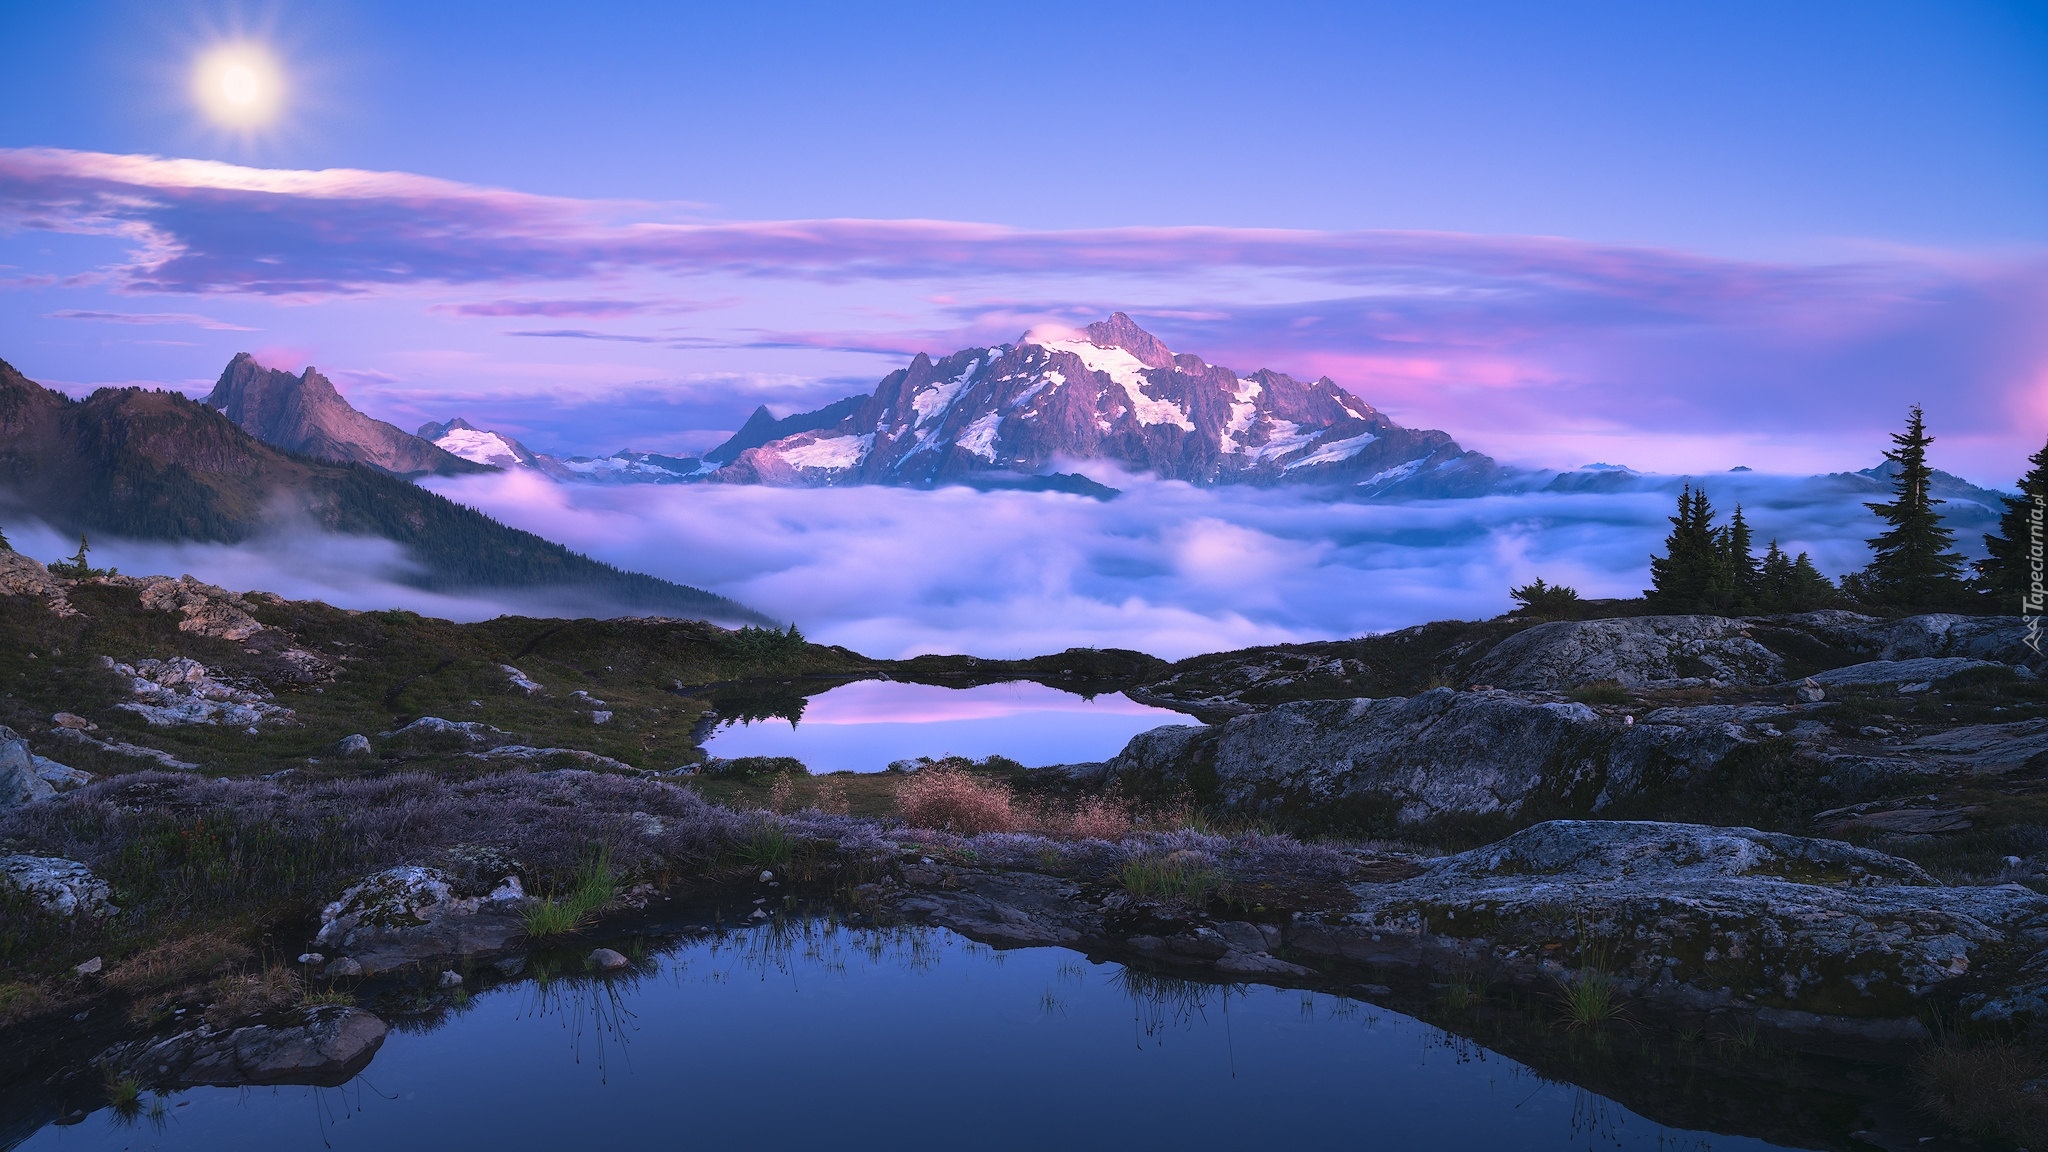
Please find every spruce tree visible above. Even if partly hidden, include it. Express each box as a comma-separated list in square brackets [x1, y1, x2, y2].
[1648, 485, 1721, 610]
[1976, 434, 2048, 611]
[1720, 503, 1759, 612]
[1787, 553, 1836, 610]
[1758, 540, 1794, 611]
[1858, 405, 1968, 609]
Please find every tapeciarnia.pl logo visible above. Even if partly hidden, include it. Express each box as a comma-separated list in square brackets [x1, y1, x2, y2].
[2026, 492, 2044, 656]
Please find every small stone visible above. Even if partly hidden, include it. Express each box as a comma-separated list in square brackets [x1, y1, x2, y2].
[331, 734, 372, 757]
[74, 956, 102, 977]
[590, 710, 613, 725]
[51, 712, 95, 731]
[758, 870, 775, 884]
[1794, 679, 1826, 704]
[749, 908, 768, 919]
[2004, 856, 2025, 869]
[436, 970, 463, 988]
[324, 957, 363, 978]
[298, 953, 324, 965]
[587, 948, 629, 971]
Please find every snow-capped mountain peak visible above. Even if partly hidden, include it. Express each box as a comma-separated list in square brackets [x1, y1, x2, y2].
[417, 417, 548, 470]
[708, 313, 1498, 496]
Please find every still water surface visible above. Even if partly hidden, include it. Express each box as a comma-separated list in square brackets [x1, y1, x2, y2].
[22, 918, 1796, 1152]
[703, 679, 1195, 773]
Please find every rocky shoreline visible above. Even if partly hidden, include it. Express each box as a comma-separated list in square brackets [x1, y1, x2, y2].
[3, 549, 2047, 1145]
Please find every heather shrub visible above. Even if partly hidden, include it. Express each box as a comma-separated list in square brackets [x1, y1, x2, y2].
[702, 756, 807, 780]
[896, 768, 1021, 835]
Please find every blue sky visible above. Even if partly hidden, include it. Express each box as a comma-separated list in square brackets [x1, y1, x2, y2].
[0, 1, 2044, 481]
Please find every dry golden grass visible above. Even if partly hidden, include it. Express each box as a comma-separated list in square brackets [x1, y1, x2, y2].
[203, 964, 302, 1028]
[104, 932, 252, 998]
[1916, 1041, 2048, 1147]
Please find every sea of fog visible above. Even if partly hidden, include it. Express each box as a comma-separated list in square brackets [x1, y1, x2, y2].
[21, 467, 1987, 660]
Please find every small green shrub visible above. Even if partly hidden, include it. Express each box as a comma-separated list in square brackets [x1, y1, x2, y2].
[704, 756, 808, 780]
[1510, 578, 1582, 616]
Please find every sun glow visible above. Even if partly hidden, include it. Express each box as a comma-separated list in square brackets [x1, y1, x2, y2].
[193, 42, 285, 130]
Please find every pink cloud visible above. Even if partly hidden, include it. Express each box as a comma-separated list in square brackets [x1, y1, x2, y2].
[3, 146, 2044, 478]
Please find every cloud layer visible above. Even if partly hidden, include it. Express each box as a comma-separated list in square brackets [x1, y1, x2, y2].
[15, 467, 1997, 662]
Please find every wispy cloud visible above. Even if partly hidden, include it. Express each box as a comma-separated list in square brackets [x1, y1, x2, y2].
[434, 298, 663, 318]
[45, 308, 258, 330]
[508, 328, 662, 343]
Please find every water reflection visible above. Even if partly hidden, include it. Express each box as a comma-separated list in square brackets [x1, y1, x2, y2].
[16, 917, 1800, 1152]
[703, 679, 1195, 773]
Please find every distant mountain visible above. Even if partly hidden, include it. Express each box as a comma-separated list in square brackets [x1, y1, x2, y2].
[418, 417, 545, 470]
[421, 416, 713, 484]
[0, 358, 768, 623]
[206, 354, 483, 477]
[1524, 460, 2010, 554]
[709, 314, 1499, 497]
[705, 396, 869, 466]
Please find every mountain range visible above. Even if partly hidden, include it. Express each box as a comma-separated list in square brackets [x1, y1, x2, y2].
[404, 314, 1502, 498]
[0, 357, 766, 623]
[168, 312, 2017, 546]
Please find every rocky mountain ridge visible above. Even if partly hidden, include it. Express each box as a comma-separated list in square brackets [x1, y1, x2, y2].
[0, 358, 763, 622]
[205, 354, 481, 477]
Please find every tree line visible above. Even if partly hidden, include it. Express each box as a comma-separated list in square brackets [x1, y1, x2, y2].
[1642, 405, 2043, 615]
[1512, 405, 2045, 617]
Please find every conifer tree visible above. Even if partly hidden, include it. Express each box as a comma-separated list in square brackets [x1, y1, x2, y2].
[1648, 485, 1721, 609]
[1976, 434, 2048, 610]
[1787, 553, 1836, 609]
[1857, 405, 1968, 609]
[1720, 504, 1759, 612]
[1758, 540, 1793, 610]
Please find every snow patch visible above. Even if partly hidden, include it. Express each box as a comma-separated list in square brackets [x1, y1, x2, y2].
[911, 357, 980, 425]
[1040, 339, 1195, 431]
[958, 412, 1002, 461]
[1008, 370, 1063, 410]
[1287, 431, 1381, 470]
[777, 433, 874, 470]
[1241, 420, 1319, 462]
[435, 428, 524, 467]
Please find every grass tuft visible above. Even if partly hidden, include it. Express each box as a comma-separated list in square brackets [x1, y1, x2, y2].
[520, 846, 617, 940]
[1552, 969, 1627, 1030]
[1117, 850, 1225, 905]
[103, 1070, 143, 1116]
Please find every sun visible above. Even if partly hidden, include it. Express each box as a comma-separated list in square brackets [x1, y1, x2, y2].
[193, 42, 285, 130]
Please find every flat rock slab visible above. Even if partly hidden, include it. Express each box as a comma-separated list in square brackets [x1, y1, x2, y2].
[1808, 657, 2010, 687]
[1470, 616, 1785, 690]
[1307, 821, 2048, 1026]
[110, 1007, 387, 1088]
[1103, 689, 1757, 826]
